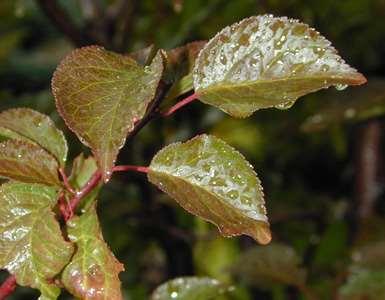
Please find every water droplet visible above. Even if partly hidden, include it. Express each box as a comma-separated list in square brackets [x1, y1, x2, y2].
[275, 100, 295, 110]
[220, 55, 227, 65]
[171, 291, 178, 298]
[344, 108, 356, 119]
[321, 64, 330, 72]
[335, 83, 348, 91]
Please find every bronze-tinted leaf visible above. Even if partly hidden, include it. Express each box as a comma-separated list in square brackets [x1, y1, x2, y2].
[148, 134, 271, 244]
[0, 108, 68, 166]
[0, 182, 74, 299]
[151, 277, 232, 300]
[52, 46, 164, 181]
[0, 139, 61, 186]
[62, 204, 124, 300]
[193, 15, 366, 117]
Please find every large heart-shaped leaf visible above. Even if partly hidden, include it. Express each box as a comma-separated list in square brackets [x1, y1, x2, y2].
[148, 134, 271, 244]
[231, 243, 306, 288]
[0, 139, 61, 186]
[0, 108, 68, 166]
[0, 182, 74, 299]
[52, 46, 164, 181]
[193, 15, 366, 117]
[62, 204, 124, 300]
[151, 277, 232, 300]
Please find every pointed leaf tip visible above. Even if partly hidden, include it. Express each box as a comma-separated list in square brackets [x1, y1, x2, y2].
[193, 15, 366, 117]
[148, 134, 270, 244]
[52, 46, 164, 181]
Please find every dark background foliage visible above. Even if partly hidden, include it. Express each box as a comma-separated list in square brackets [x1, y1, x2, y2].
[0, 0, 384, 299]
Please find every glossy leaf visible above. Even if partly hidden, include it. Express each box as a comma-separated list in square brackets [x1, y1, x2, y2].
[52, 46, 164, 181]
[231, 243, 306, 288]
[193, 15, 366, 117]
[0, 139, 61, 186]
[148, 134, 271, 244]
[339, 270, 385, 300]
[0, 108, 68, 166]
[62, 204, 124, 300]
[151, 277, 232, 300]
[0, 182, 74, 299]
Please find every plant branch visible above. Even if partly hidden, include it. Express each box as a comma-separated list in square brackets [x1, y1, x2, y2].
[113, 165, 149, 173]
[161, 93, 198, 117]
[0, 275, 16, 300]
[59, 168, 75, 194]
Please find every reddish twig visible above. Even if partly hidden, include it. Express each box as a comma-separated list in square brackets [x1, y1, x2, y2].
[0, 275, 16, 300]
[161, 93, 198, 117]
[113, 165, 149, 173]
[59, 168, 75, 194]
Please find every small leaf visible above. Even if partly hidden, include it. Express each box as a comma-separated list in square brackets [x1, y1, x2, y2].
[231, 243, 306, 288]
[148, 134, 271, 244]
[0, 182, 74, 299]
[62, 203, 124, 300]
[193, 15, 366, 117]
[151, 277, 232, 300]
[339, 270, 385, 300]
[0, 139, 61, 186]
[53, 46, 164, 181]
[0, 108, 68, 166]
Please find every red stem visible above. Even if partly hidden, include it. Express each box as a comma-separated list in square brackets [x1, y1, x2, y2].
[161, 93, 198, 117]
[59, 168, 75, 194]
[113, 165, 149, 173]
[0, 275, 16, 300]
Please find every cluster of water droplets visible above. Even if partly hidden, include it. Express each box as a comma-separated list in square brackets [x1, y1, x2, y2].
[194, 15, 359, 93]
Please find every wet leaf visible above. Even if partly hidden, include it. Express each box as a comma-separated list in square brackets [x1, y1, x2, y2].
[0, 108, 68, 166]
[52, 46, 164, 181]
[62, 204, 124, 300]
[231, 243, 306, 288]
[148, 134, 271, 244]
[339, 270, 385, 300]
[302, 79, 385, 132]
[0, 182, 74, 299]
[193, 15, 366, 117]
[151, 277, 232, 300]
[0, 140, 61, 186]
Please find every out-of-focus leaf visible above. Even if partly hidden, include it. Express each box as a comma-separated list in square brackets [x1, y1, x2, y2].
[148, 134, 271, 244]
[0, 140, 61, 186]
[339, 270, 385, 300]
[164, 73, 193, 102]
[0, 30, 24, 62]
[302, 79, 385, 132]
[231, 243, 306, 288]
[52, 46, 164, 182]
[151, 277, 232, 300]
[128, 44, 156, 65]
[0, 108, 68, 166]
[62, 204, 124, 300]
[193, 15, 366, 117]
[0, 182, 74, 299]
[351, 241, 385, 271]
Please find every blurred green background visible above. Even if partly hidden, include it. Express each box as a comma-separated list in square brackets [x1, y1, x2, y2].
[0, 0, 384, 299]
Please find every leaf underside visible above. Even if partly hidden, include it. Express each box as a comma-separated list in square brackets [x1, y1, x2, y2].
[148, 134, 271, 244]
[0, 182, 74, 299]
[0, 139, 61, 187]
[151, 277, 231, 300]
[62, 204, 124, 300]
[193, 15, 367, 117]
[0, 108, 68, 166]
[52, 46, 164, 181]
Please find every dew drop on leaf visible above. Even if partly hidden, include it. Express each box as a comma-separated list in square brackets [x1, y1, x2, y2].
[335, 83, 348, 91]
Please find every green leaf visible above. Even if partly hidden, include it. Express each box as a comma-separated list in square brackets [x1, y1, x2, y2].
[62, 203, 124, 300]
[0, 182, 74, 299]
[0, 140, 61, 186]
[231, 243, 306, 288]
[148, 134, 271, 244]
[151, 277, 232, 300]
[339, 270, 385, 300]
[193, 15, 366, 117]
[52, 46, 164, 182]
[0, 126, 30, 143]
[0, 108, 68, 166]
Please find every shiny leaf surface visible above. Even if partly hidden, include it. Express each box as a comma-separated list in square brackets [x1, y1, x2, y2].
[0, 140, 61, 186]
[52, 46, 164, 181]
[148, 134, 271, 244]
[62, 204, 124, 300]
[0, 108, 68, 166]
[0, 182, 74, 299]
[151, 277, 231, 300]
[193, 15, 366, 117]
